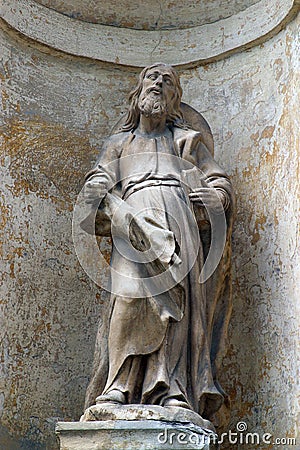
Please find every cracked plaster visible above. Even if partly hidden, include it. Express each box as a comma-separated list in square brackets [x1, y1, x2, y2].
[0, 6, 299, 450]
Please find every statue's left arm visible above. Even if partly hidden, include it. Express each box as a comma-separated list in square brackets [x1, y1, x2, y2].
[176, 129, 233, 213]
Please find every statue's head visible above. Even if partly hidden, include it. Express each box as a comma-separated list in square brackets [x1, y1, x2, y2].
[122, 63, 184, 131]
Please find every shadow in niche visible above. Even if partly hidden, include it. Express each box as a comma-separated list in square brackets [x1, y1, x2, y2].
[0, 424, 20, 450]
[0, 423, 48, 450]
[215, 194, 265, 449]
[0, 419, 61, 449]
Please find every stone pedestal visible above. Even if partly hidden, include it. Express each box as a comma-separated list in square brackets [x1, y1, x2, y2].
[56, 405, 219, 449]
[56, 420, 218, 449]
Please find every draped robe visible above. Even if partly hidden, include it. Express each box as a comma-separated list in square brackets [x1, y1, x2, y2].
[83, 124, 234, 421]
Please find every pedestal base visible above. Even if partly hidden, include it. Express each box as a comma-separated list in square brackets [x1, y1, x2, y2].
[56, 420, 219, 449]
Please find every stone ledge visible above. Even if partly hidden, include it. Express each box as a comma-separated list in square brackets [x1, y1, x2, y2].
[1, 0, 299, 68]
[80, 403, 214, 432]
[56, 420, 219, 449]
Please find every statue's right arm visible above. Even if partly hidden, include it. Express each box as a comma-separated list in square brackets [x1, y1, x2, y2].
[84, 134, 122, 204]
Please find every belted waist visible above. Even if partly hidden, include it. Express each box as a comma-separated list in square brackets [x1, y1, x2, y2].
[122, 178, 182, 200]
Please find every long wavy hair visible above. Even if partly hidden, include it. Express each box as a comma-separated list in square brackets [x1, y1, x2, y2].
[121, 63, 186, 132]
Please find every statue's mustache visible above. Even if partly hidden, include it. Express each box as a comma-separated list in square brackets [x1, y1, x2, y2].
[145, 87, 162, 96]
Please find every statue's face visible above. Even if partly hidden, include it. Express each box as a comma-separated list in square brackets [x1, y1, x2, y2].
[140, 66, 176, 109]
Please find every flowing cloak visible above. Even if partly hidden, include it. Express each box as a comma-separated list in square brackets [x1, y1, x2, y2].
[83, 108, 234, 421]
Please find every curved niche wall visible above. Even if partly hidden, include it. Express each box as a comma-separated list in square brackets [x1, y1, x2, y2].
[0, 0, 299, 67]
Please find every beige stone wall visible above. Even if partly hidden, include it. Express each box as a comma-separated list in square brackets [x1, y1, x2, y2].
[0, 8, 299, 450]
[181, 15, 299, 446]
[34, 0, 258, 29]
[0, 21, 136, 449]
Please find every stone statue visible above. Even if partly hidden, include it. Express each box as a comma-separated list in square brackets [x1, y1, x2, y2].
[81, 63, 234, 427]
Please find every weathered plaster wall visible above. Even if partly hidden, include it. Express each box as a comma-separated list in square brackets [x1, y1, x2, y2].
[181, 16, 299, 447]
[0, 25, 135, 450]
[0, 10, 299, 450]
[34, 0, 259, 29]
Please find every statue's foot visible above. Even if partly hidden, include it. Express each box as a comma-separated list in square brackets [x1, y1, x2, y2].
[96, 389, 126, 405]
[164, 397, 191, 409]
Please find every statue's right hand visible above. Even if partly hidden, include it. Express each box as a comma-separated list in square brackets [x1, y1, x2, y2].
[84, 180, 107, 204]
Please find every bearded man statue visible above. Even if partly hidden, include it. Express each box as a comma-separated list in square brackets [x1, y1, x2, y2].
[81, 63, 234, 426]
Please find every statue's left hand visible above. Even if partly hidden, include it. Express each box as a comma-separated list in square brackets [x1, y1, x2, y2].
[189, 187, 224, 211]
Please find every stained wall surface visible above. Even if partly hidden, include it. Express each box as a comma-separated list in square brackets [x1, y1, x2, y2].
[0, 8, 299, 450]
[185, 18, 299, 446]
[34, 0, 259, 29]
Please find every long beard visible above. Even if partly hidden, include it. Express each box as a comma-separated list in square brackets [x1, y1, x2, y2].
[138, 93, 167, 118]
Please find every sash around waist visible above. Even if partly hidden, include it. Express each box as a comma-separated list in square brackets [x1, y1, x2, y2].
[122, 178, 182, 200]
